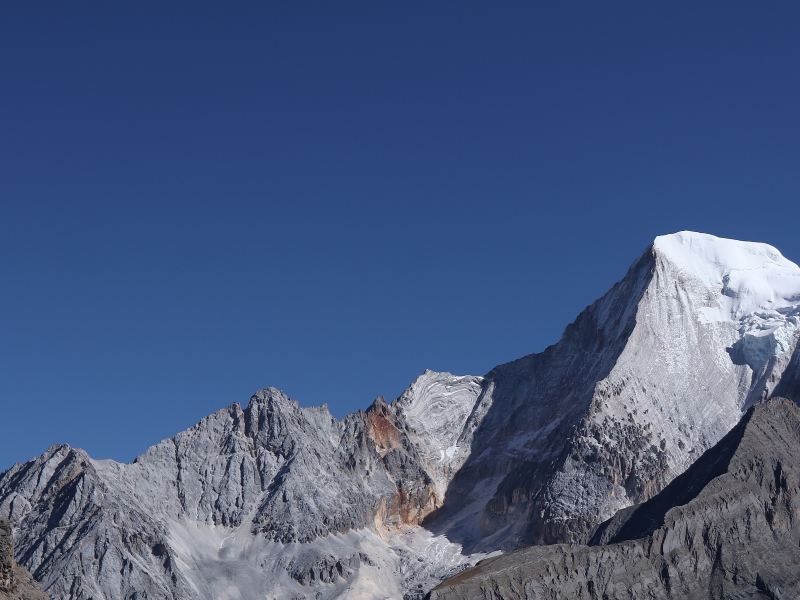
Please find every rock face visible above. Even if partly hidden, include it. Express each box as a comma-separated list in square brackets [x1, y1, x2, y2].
[428, 232, 800, 551]
[0, 380, 486, 600]
[0, 520, 47, 600]
[1, 232, 799, 599]
[428, 396, 800, 600]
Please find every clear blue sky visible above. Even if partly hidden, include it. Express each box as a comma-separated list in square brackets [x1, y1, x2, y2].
[1, 2, 799, 468]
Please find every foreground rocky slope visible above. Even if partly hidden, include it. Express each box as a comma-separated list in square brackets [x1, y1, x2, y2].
[0, 520, 46, 600]
[429, 396, 800, 600]
[1, 232, 799, 599]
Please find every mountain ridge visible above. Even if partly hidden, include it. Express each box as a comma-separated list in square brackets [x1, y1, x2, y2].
[428, 396, 800, 600]
[2, 231, 799, 599]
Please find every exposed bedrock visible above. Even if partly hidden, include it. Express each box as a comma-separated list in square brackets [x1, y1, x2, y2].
[429, 397, 800, 600]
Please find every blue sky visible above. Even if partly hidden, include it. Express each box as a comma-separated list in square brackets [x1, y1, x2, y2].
[1, 2, 799, 467]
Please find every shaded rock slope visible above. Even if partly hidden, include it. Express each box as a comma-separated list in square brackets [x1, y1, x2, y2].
[0, 520, 46, 600]
[429, 396, 800, 600]
[1, 232, 799, 599]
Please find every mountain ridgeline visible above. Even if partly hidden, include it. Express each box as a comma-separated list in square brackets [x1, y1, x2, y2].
[1, 232, 799, 599]
[428, 396, 800, 600]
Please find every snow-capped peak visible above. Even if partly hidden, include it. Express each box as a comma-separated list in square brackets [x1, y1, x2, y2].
[649, 231, 800, 401]
[653, 231, 800, 319]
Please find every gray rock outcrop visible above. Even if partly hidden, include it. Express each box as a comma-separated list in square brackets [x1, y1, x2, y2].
[429, 396, 800, 600]
[0, 384, 487, 599]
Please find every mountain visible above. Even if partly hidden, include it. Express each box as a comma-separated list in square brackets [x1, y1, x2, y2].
[1, 519, 46, 600]
[428, 231, 800, 551]
[1, 232, 799, 599]
[0, 375, 486, 600]
[428, 396, 800, 600]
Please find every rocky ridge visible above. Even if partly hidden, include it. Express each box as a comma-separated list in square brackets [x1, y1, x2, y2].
[428, 396, 800, 600]
[1, 232, 799, 599]
[0, 379, 486, 599]
[428, 232, 800, 550]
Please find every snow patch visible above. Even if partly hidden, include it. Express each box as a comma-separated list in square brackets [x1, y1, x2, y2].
[654, 231, 800, 320]
[166, 519, 486, 600]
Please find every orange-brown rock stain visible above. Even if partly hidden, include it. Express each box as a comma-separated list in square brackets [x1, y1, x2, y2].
[366, 408, 402, 457]
[365, 403, 442, 530]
